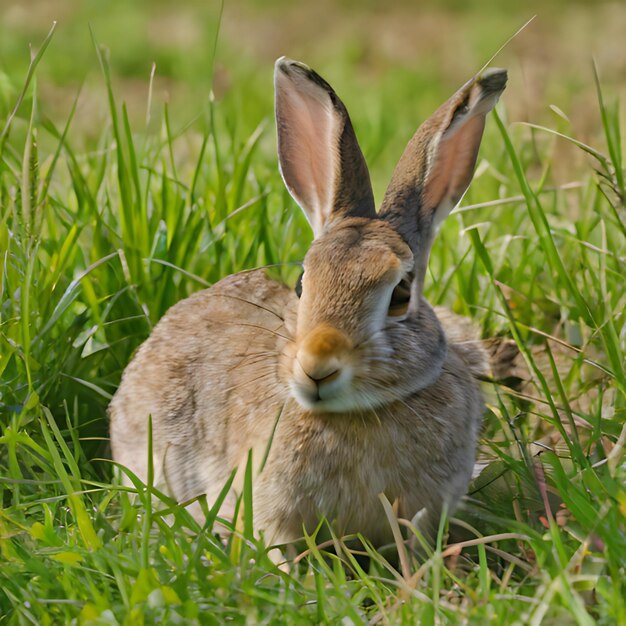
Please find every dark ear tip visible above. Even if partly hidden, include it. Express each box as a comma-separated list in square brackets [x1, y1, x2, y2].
[477, 68, 508, 95]
[274, 57, 338, 101]
[275, 57, 315, 79]
[275, 56, 300, 75]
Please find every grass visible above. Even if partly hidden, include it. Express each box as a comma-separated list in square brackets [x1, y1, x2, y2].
[1, 2, 625, 624]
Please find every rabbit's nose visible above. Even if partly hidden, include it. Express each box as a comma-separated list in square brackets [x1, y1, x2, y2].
[311, 369, 340, 384]
[296, 350, 342, 386]
[302, 364, 341, 386]
[296, 323, 352, 386]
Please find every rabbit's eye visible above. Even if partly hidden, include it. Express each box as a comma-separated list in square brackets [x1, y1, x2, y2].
[295, 271, 304, 298]
[388, 274, 413, 318]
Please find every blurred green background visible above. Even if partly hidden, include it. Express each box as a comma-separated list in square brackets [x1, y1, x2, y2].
[1, 0, 624, 171]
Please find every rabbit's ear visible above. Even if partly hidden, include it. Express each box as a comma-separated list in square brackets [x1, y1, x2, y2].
[380, 69, 507, 298]
[275, 57, 376, 237]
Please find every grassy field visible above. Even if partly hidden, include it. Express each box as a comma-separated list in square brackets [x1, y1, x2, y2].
[0, 0, 624, 623]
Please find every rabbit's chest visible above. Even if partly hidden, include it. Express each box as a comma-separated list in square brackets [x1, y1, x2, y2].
[270, 417, 426, 535]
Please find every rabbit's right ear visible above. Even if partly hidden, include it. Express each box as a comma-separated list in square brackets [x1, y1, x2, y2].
[275, 58, 376, 238]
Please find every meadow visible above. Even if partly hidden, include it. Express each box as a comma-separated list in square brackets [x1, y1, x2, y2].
[0, 0, 624, 623]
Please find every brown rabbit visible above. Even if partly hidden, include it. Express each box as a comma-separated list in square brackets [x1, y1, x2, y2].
[109, 58, 507, 546]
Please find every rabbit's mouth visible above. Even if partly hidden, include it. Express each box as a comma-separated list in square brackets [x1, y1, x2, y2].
[289, 359, 357, 412]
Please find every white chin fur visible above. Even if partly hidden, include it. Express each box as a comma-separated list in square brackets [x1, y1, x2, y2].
[289, 382, 379, 413]
[291, 388, 366, 413]
[289, 367, 365, 413]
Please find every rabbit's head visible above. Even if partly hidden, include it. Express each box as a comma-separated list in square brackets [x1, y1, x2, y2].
[275, 58, 506, 412]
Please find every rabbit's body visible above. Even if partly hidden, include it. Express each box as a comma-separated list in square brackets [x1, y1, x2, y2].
[110, 58, 506, 546]
[110, 268, 481, 544]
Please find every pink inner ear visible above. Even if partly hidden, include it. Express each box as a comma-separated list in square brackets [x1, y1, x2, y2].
[276, 73, 337, 234]
[421, 114, 486, 226]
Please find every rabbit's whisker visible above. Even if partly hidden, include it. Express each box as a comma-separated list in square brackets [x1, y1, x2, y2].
[226, 348, 279, 371]
[207, 293, 286, 321]
[368, 405, 383, 427]
[228, 348, 292, 372]
[365, 356, 396, 366]
[232, 349, 277, 361]
[229, 355, 277, 371]
[218, 321, 291, 342]
[221, 371, 278, 394]
[396, 398, 422, 420]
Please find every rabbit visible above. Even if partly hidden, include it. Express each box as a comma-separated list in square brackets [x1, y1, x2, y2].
[109, 57, 507, 547]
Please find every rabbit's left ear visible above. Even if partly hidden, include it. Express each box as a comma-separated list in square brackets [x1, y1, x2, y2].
[380, 69, 507, 298]
[275, 58, 376, 238]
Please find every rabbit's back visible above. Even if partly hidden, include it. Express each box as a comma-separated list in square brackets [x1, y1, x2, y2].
[109, 270, 293, 509]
